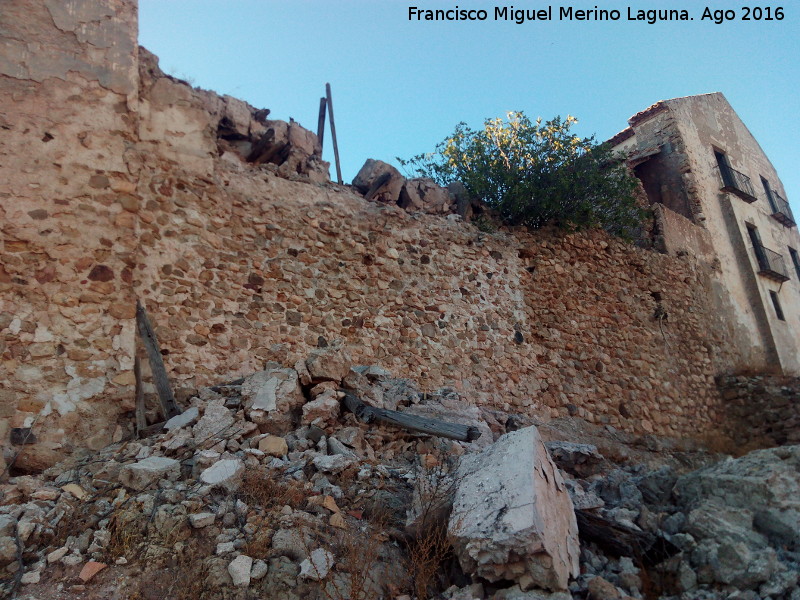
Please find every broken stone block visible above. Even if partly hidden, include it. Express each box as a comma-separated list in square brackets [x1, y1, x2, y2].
[399, 178, 452, 214]
[250, 558, 269, 580]
[352, 159, 405, 205]
[300, 548, 334, 580]
[305, 343, 352, 384]
[193, 399, 235, 444]
[189, 512, 216, 528]
[241, 365, 304, 434]
[164, 406, 199, 431]
[228, 554, 253, 587]
[313, 454, 357, 474]
[258, 435, 288, 457]
[448, 426, 579, 592]
[118, 456, 180, 491]
[301, 390, 341, 427]
[200, 458, 245, 491]
[544, 441, 603, 478]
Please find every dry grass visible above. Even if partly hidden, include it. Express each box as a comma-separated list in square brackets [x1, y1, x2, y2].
[239, 466, 306, 512]
[302, 512, 389, 600]
[105, 506, 148, 561]
[403, 452, 461, 600]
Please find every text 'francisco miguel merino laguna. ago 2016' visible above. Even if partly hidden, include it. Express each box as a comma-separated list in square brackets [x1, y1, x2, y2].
[407, 6, 786, 25]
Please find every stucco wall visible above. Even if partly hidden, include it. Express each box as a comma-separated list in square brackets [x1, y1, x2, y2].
[615, 93, 800, 376]
[666, 94, 800, 375]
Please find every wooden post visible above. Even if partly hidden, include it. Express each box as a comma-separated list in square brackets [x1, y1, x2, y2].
[325, 83, 343, 185]
[342, 391, 481, 442]
[317, 97, 327, 151]
[134, 354, 146, 434]
[135, 300, 181, 420]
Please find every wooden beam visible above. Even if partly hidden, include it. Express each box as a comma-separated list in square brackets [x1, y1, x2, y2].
[135, 300, 181, 420]
[317, 96, 327, 151]
[342, 391, 481, 442]
[134, 354, 146, 434]
[325, 83, 343, 185]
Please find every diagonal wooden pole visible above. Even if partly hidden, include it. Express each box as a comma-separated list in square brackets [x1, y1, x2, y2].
[135, 300, 181, 420]
[326, 83, 343, 185]
[317, 97, 327, 152]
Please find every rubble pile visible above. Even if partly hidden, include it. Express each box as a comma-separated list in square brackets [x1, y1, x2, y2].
[1, 344, 798, 599]
[352, 159, 483, 220]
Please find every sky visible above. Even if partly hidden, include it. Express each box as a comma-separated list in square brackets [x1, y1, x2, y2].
[138, 1, 800, 215]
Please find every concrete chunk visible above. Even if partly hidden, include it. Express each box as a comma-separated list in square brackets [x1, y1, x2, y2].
[448, 426, 579, 592]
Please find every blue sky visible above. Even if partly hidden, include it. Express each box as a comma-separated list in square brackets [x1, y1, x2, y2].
[139, 1, 799, 214]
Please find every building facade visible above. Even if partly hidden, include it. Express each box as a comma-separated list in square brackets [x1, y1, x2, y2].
[612, 93, 800, 375]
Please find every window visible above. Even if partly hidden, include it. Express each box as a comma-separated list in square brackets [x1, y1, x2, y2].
[714, 149, 756, 201]
[746, 224, 768, 271]
[769, 291, 785, 321]
[761, 177, 778, 213]
[746, 224, 791, 282]
[790, 247, 800, 281]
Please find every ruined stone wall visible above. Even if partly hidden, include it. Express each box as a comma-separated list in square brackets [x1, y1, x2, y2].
[133, 152, 734, 440]
[1, 0, 743, 471]
[719, 374, 800, 448]
[0, 0, 141, 470]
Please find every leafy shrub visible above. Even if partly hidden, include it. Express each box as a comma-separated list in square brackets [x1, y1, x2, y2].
[399, 112, 646, 237]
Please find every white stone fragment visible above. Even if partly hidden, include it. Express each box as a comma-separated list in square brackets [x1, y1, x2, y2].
[228, 554, 253, 587]
[200, 459, 245, 491]
[300, 548, 335, 580]
[448, 426, 579, 592]
[118, 456, 180, 491]
[164, 406, 199, 431]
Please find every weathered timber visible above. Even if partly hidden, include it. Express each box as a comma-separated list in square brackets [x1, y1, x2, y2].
[134, 353, 146, 434]
[342, 391, 481, 442]
[317, 96, 327, 150]
[325, 83, 343, 184]
[135, 300, 181, 420]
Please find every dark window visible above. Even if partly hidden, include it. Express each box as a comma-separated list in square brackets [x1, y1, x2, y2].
[790, 247, 800, 281]
[769, 291, 785, 321]
[746, 224, 769, 271]
[715, 151, 734, 188]
[761, 177, 778, 213]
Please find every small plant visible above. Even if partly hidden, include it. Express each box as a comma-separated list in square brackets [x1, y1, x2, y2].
[399, 112, 646, 238]
[404, 452, 462, 600]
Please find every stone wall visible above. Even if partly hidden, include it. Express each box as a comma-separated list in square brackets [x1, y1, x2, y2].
[0, 0, 746, 471]
[718, 374, 800, 448]
[0, 0, 141, 470]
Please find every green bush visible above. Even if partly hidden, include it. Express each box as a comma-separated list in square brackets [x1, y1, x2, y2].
[399, 112, 646, 237]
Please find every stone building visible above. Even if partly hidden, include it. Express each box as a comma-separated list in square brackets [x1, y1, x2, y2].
[611, 93, 800, 375]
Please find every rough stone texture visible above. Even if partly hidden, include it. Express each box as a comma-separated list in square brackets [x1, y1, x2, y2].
[118, 456, 180, 491]
[299, 548, 334, 580]
[199, 459, 245, 491]
[352, 159, 405, 205]
[258, 435, 288, 457]
[164, 406, 199, 431]
[674, 445, 800, 551]
[0, 0, 762, 468]
[228, 554, 253, 587]
[399, 178, 455, 214]
[719, 374, 800, 448]
[240, 365, 304, 433]
[448, 426, 580, 591]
